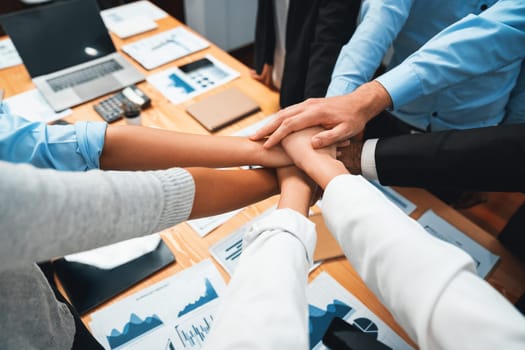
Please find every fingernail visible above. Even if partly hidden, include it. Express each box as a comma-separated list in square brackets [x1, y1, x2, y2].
[312, 137, 322, 148]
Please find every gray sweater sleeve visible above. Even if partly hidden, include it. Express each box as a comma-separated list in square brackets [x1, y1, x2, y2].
[0, 161, 195, 268]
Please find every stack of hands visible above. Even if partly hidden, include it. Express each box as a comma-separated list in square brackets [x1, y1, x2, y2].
[249, 80, 392, 200]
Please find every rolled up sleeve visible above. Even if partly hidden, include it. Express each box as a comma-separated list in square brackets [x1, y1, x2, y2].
[0, 102, 107, 171]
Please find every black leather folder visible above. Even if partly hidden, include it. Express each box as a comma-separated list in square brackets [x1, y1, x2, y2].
[53, 240, 175, 315]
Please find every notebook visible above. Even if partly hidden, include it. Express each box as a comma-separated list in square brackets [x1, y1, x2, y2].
[186, 87, 260, 131]
[0, 0, 144, 112]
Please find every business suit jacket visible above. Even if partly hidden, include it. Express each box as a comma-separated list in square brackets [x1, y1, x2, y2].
[254, 0, 360, 108]
[375, 124, 525, 193]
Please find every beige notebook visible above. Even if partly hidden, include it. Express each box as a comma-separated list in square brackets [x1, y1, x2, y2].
[186, 87, 260, 131]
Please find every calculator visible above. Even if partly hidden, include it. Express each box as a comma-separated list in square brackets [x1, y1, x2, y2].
[93, 85, 151, 123]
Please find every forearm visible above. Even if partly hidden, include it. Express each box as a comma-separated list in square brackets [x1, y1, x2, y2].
[373, 124, 525, 192]
[376, 1, 525, 108]
[205, 209, 313, 350]
[0, 106, 106, 171]
[322, 175, 476, 347]
[205, 168, 315, 349]
[100, 126, 291, 170]
[277, 167, 313, 216]
[300, 155, 348, 190]
[429, 271, 525, 350]
[186, 167, 279, 219]
[326, 0, 412, 96]
[0, 162, 194, 267]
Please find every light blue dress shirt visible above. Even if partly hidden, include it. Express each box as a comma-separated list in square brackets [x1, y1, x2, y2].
[504, 60, 525, 124]
[327, 0, 525, 131]
[0, 102, 107, 171]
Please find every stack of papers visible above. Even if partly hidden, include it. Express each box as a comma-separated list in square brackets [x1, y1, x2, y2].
[100, 0, 167, 28]
[100, 0, 167, 39]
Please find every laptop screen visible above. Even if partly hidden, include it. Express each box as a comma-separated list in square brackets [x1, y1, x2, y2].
[1, 0, 116, 77]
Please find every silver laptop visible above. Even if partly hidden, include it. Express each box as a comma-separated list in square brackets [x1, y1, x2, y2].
[1, 0, 144, 112]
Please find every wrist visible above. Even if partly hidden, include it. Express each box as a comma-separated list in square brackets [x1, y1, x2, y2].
[251, 139, 291, 167]
[354, 81, 393, 122]
[303, 155, 348, 189]
[347, 142, 363, 175]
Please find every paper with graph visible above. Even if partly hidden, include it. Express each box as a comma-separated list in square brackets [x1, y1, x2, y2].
[89, 259, 226, 349]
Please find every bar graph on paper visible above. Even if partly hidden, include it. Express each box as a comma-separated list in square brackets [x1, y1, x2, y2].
[175, 312, 215, 348]
[210, 208, 275, 276]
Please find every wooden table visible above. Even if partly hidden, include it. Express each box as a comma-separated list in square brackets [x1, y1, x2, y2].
[2, 7, 524, 349]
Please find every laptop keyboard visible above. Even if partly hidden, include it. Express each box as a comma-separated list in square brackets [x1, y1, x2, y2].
[46, 59, 124, 92]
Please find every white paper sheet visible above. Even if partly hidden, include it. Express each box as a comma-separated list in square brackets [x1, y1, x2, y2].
[107, 16, 158, 39]
[418, 210, 500, 278]
[5, 89, 72, 123]
[209, 207, 318, 276]
[122, 27, 209, 70]
[100, 0, 167, 28]
[64, 234, 161, 269]
[89, 259, 226, 350]
[187, 209, 242, 238]
[0, 38, 22, 69]
[148, 55, 239, 104]
[308, 272, 414, 350]
[209, 208, 275, 276]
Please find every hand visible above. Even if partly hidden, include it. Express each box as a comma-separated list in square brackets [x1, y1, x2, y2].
[250, 64, 276, 90]
[280, 127, 336, 171]
[336, 136, 364, 175]
[280, 127, 348, 189]
[251, 81, 392, 149]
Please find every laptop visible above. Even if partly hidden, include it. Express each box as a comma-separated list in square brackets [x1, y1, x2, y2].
[1, 0, 144, 112]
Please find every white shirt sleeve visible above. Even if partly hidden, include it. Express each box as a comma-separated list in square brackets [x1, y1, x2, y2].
[360, 138, 379, 181]
[204, 208, 316, 350]
[322, 174, 525, 350]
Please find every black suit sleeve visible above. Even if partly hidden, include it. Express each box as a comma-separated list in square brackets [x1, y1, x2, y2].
[279, 0, 360, 107]
[375, 124, 525, 193]
[254, 0, 275, 74]
[302, 0, 360, 100]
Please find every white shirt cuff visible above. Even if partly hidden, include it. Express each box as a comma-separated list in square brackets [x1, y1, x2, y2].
[244, 208, 317, 265]
[361, 138, 379, 181]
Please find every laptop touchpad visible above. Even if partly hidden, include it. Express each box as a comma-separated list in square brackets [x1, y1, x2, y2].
[74, 75, 121, 100]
